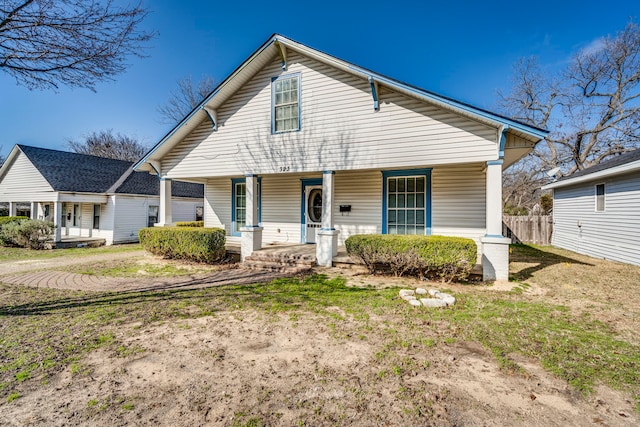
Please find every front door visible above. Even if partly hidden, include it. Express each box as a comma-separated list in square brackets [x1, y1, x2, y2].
[305, 186, 322, 243]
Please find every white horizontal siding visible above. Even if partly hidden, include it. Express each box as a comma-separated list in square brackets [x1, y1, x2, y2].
[334, 170, 381, 244]
[0, 151, 54, 200]
[112, 196, 151, 243]
[92, 197, 116, 244]
[161, 52, 497, 179]
[432, 164, 486, 259]
[552, 172, 640, 265]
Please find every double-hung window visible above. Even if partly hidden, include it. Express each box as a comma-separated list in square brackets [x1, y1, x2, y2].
[272, 74, 300, 133]
[93, 204, 100, 229]
[383, 169, 431, 235]
[232, 178, 262, 236]
[148, 205, 158, 227]
[72, 204, 80, 227]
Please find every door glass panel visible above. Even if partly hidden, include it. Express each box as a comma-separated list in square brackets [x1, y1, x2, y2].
[308, 189, 322, 223]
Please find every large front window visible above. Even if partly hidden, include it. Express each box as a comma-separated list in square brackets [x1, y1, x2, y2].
[383, 169, 431, 235]
[272, 74, 300, 133]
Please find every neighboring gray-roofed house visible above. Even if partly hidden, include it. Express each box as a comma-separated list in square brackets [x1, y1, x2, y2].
[542, 149, 640, 266]
[0, 145, 204, 245]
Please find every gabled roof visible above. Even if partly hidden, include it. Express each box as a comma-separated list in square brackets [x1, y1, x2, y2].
[1, 145, 203, 198]
[543, 149, 640, 190]
[134, 34, 547, 172]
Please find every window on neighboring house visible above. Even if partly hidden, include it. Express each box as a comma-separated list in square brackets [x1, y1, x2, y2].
[93, 204, 101, 229]
[148, 205, 158, 227]
[195, 206, 203, 221]
[595, 184, 605, 211]
[383, 170, 431, 235]
[272, 74, 300, 133]
[72, 204, 80, 227]
[43, 204, 51, 221]
[232, 178, 262, 236]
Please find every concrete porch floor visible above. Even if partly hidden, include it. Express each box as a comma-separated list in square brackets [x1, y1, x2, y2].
[56, 236, 106, 249]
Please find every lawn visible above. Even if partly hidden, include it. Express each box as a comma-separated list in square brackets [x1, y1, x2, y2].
[0, 244, 638, 425]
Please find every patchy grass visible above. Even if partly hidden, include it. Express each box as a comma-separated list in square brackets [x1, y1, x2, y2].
[0, 244, 142, 262]
[1, 269, 639, 412]
[68, 259, 224, 277]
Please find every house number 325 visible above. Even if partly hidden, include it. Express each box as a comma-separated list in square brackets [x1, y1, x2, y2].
[279, 166, 291, 172]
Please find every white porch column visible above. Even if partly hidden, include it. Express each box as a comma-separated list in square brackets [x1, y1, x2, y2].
[241, 174, 263, 261]
[53, 201, 62, 243]
[481, 160, 511, 282]
[30, 202, 37, 219]
[317, 170, 339, 267]
[156, 178, 173, 226]
[8, 201, 16, 216]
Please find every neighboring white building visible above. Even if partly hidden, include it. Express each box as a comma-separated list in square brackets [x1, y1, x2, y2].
[134, 34, 547, 280]
[0, 145, 204, 245]
[543, 149, 640, 266]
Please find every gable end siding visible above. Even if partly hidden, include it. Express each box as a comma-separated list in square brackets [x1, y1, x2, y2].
[0, 151, 54, 199]
[161, 52, 497, 179]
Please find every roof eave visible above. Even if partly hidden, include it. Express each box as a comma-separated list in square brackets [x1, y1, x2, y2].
[543, 160, 640, 190]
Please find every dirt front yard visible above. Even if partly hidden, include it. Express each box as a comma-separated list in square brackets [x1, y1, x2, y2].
[0, 245, 638, 426]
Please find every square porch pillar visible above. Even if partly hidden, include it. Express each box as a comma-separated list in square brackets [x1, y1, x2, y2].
[481, 160, 511, 281]
[241, 174, 263, 261]
[30, 202, 38, 219]
[317, 170, 339, 267]
[156, 178, 173, 226]
[8, 201, 16, 216]
[53, 201, 62, 243]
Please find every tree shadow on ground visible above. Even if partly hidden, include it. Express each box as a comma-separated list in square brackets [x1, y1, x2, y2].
[509, 244, 593, 282]
[0, 272, 375, 317]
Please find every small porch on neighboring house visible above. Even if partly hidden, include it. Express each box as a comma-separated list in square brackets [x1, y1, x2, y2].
[57, 236, 106, 249]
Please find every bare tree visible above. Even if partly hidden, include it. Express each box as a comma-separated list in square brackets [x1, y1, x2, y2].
[67, 129, 148, 161]
[499, 22, 640, 175]
[157, 75, 216, 124]
[0, 0, 154, 90]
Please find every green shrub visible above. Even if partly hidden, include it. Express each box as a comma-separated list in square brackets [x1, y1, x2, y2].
[0, 219, 54, 249]
[345, 234, 477, 282]
[138, 227, 226, 263]
[0, 216, 30, 227]
[175, 220, 204, 227]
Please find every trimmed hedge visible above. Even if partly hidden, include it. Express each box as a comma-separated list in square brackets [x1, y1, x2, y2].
[138, 227, 226, 263]
[175, 221, 204, 227]
[345, 234, 477, 282]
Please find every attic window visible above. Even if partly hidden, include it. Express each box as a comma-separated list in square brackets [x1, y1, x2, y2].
[272, 74, 300, 133]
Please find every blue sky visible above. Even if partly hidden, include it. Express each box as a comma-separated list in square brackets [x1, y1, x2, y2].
[1, 0, 638, 159]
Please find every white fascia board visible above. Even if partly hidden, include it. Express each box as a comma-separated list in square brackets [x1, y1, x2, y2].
[542, 160, 640, 190]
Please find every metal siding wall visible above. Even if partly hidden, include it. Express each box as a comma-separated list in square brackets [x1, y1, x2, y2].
[553, 173, 640, 265]
[161, 52, 497, 179]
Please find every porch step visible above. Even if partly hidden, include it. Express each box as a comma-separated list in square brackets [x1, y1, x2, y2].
[243, 253, 316, 274]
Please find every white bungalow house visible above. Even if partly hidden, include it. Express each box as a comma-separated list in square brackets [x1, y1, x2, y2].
[542, 149, 640, 266]
[0, 145, 204, 246]
[134, 34, 547, 281]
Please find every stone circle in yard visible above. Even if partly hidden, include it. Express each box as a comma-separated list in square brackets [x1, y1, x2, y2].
[400, 288, 455, 308]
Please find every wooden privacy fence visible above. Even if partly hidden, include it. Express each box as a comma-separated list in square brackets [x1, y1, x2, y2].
[502, 215, 553, 245]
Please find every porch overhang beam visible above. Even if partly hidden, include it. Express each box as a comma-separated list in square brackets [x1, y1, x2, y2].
[368, 76, 380, 111]
[203, 106, 218, 131]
